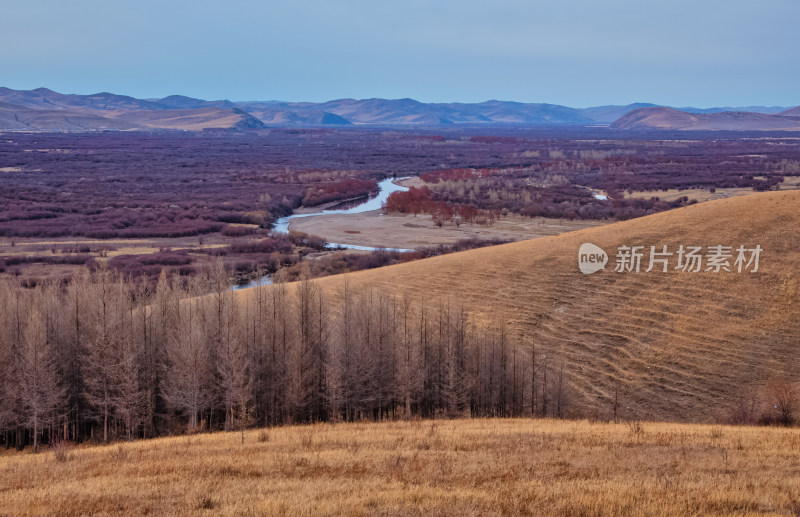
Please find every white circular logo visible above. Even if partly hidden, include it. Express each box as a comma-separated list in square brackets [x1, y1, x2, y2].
[578, 243, 607, 274]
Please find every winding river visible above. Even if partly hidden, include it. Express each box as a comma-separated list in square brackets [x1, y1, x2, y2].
[232, 177, 412, 290]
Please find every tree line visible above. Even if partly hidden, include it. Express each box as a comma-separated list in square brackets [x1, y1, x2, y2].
[0, 263, 570, 451]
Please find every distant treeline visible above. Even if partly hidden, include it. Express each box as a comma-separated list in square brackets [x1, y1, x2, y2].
[0, 265, 568, 451]
[2, 131, 798, 238]
[3, 235, 509, 288]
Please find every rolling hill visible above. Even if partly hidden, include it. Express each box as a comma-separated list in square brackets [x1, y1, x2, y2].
[579, 103, 661, 123]
[237, 104, 353, 125]
[0, 103, 138, 130]
[242, 190, 800, 422]
[0, 86, 231, 112]
[0, 103, 265, 131]
[0, 87, 264, 131]
[679, 105, 790, 115]
[3, 418, 800, 515]
[108, 107, 266, 131]
[0, 86, 164, 111]
[611, 106, 800, 131]
[237, 98, 596, 125]
[576, 103, 791, 124]
[780, 106, 800, 117]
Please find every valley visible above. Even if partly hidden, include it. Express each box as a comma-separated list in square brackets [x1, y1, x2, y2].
[3, 0, 798, 513]
[2, 129, 798, 286]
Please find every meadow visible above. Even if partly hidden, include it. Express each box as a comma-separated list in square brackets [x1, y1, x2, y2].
[2, 418, 800, 516]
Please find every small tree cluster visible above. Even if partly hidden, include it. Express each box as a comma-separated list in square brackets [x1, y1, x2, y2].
[384, 187, 499, 226]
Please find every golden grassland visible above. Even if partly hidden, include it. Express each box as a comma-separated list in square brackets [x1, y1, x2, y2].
[289, 210, 605, 250]
[239, 190, 800, 423]
[2, 418, 800, 516]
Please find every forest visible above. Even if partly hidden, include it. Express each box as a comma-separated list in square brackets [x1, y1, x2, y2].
[0, 266, 568, 451]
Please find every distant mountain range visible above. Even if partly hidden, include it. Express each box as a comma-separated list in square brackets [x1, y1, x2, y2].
[611, 107, 800, 131]
[0, 87, 265, 131]
[0, 87, 796, 131]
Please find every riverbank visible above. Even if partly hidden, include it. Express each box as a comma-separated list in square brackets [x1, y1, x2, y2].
[274, 177, 412, 241]
[231, 176, 607, 289]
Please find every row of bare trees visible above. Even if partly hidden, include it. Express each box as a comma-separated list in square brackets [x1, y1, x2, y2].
[0, 264, 571, 451]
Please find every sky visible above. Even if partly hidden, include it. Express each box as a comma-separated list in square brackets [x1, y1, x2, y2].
[1, 0, 797, 107]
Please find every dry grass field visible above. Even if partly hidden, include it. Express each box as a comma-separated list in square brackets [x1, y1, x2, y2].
[289, 211, 605, 249]
[3, 418, 800, 516]
[0, 236, 229, 280]
[241, 190, 800, 423]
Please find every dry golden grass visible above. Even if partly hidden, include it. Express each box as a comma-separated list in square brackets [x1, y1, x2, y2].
[3, 418, 800, 516]
[240, 190, 800, 423]
[624, 187, 757, 202]
[290, 210, 605, 249]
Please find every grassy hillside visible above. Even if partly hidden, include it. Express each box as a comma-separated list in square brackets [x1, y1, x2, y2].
[241, 190, 800, 422]
[2, 419, 800, 515]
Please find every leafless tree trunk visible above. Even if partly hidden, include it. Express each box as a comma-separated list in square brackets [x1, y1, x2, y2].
[82, 267, 119, 443]
[163, 290, 211, 432]
[215, 287, 251, 430]
[18, 305, 64, 452]
[771, 381, 797, 426]
[111, 286, 147, 440]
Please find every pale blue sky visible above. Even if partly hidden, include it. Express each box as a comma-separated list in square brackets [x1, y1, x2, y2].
[1, 0, 797, 107]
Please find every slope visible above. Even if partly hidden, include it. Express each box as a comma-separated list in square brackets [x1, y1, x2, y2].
[97, 107, 266, 131]
[779, 106, 800, 117]
[243, 190, 800, 422]
[0, 104, 138, 130]
[3, 419, 800, 516]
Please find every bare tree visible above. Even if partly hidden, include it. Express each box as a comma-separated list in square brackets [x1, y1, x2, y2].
[145, 271, 178, 437]
[286, 271, 327, 422]
[0, 279, 18, 439]
[82, 267, 119, 443]
[18, 306, 64, 452]
[442, 302, 469, 417]
[555, 356, 567, 418]
[770, 381, 797, 426]
[395, 293, 423, 418]
[215, 288, 251, 430]
[112, 285, 147, 440]
[729, 389, 758, 425]
[163, 292, 211, 432]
